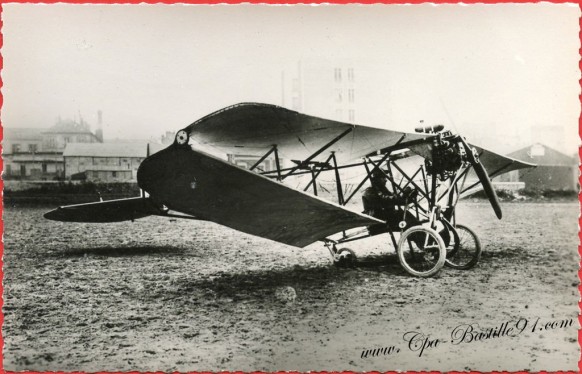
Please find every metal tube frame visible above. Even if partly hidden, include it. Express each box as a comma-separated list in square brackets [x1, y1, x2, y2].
[331, 152, 345, 205]
[436, 164, 471, 203]
[249, 145, 277, 172]
[281, 127, 354, 180]
[303, 153, 335, 193]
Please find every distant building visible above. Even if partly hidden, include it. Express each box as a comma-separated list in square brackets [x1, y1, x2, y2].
[3, 128, 64, 180]
[281, 59, 392, 126]
[498, 143, 578, 191]
[63, 142, 164, 182]
[41, 118, 102, 152]
[4, 119, 102, 181]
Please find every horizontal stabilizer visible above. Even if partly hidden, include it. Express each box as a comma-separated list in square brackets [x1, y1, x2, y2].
[44, 197, 160, 223]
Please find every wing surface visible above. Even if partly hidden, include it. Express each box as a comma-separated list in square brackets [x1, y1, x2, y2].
[410, 141, 535, 177]
[138, 144, 384, 247]
[183, 103, 430, 164]
[472, 144, 536, 177]
[44, 197, 160, 223]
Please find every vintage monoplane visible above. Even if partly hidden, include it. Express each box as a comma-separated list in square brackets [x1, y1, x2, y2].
[45, 103, 534, 277]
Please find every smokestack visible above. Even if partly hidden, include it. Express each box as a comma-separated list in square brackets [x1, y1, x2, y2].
[96, 110, 104, 142]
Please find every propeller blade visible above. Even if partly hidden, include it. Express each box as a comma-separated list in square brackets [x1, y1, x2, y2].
[459, 137, 502, 219]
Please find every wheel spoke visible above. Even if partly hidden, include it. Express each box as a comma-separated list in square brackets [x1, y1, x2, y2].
[397, 226, 445, 277]
[444, 224, 482, 270]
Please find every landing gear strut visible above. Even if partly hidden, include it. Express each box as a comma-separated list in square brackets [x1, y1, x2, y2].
[325, 242, 357, 268]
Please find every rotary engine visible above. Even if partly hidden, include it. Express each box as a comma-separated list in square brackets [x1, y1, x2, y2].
[417, 127, 465, 181]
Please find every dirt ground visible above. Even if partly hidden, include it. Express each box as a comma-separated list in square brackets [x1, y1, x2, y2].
[2, 201, 580, 372]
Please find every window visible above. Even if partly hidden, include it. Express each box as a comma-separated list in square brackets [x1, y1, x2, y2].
[46, 137, 56, 149]
[109, 158, 120, 166]
[335, 89, 343, 103]
[42, 163, 47, 173]
[20, 164, 26, 176]
[112, 171, 117, 178]
[348, 89, 355, 103]
[334, 68, 342, 83]
[12, 144, 21, 154]
[6, 164, 11, 176]
[348, 68, 354, 82]
[349, 110, 355, 122]
[28, 144, 38, 153]
[64, 137, 71, 143]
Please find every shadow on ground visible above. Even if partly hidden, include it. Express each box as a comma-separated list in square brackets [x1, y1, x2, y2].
[55, 246, 190, 258]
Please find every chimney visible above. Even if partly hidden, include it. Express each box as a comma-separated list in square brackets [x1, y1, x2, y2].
[96, 110, 104, 142]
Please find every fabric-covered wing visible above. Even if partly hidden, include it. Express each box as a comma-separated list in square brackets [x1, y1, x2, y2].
[473, 145, 536, 178]
[183, 103, 430, 164]
[137, 144, 384, 247]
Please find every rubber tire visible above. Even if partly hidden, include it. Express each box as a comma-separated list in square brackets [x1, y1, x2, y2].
[397, 226, 446, 277]
[334, 247, 357, 268]
[445, 224, 482, 270]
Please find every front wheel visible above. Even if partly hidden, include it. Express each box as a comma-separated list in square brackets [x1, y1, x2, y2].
[445, 224, 482, 270]
[397, 226, 446, 277]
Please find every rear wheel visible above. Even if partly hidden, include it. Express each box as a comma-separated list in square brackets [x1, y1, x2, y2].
[334, 247, 357, 268]
[419, 218, 458, 256]
[397, 226, 446, 277]
[445, 224, 481, 270]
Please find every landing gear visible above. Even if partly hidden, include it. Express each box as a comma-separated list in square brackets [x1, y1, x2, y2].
[325, 243, 357, 268]
[421, 217, 482, 271]
[334, 247, 357, 268]
[397, 226, 446, 277]
[445, 224, 482, 270]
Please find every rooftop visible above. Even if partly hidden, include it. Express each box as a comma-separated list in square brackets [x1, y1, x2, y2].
[3, 127, 44, 141]
[507, 143, 577, 167]
[63, 142, 165, 158]
[43, 118, 93, 134]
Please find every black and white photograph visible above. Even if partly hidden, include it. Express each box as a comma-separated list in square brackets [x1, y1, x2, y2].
[2, 3, 580, 372]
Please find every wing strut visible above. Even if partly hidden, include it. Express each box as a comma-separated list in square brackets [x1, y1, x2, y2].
[366, 156, 429, 216]
[249, 144, 283, 180]
[303, 153, 334, 193]
[331, 152, 344, 205]
[282, 127, 354, 180]
[342, 152, 390, 205]
[436, 164, 472, 202]
[390, 161, 430, 201]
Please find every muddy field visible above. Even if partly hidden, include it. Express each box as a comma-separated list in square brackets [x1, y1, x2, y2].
[3, 201, 579, 372]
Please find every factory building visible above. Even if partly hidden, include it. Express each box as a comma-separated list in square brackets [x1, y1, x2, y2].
[63, 143, 164, 182]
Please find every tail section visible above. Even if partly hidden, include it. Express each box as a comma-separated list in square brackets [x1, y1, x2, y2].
[44, 197, 160, 223]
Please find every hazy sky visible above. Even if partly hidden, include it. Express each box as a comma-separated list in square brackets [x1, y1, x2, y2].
[2, 3, 580, 153]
